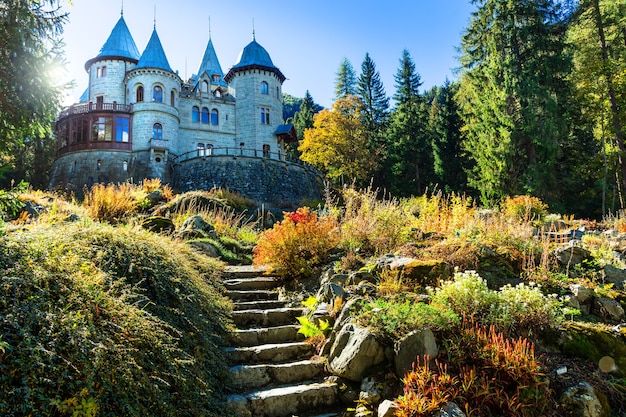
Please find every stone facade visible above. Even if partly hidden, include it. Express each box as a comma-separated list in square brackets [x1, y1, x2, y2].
[49, 14, 322, 205]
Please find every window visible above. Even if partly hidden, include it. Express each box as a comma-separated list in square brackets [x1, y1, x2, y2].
[96, 95, 104, 110]
[260, 107, 270, 125]
[153, 85, 163, 102]
[153, 123, 163, 139]
[201, 107, 209, 124]
[170, 90, 176, 106]
[92, 116, 112, 141]
[212, 74, 220, 83]
[123, 161, 128, 171]
[211, 109, 218, 125]
[276, 86, 280, 98]
[261, 81, 269, 95]
[202, 81, 209, 94]
[136, 86, 144, 102]
[73, 118, 89, 143]
[71, 160, 76, 173]
[101, 66, 106, 77]
[197, 143, 205, 157]
[115, 117, 129, 142]
[192, 106, 200, 123]
[206, 144, 213, 156]
[263, 144, 270, 158]
[97, 160, 101, 171]
[214, 89, 222, 98]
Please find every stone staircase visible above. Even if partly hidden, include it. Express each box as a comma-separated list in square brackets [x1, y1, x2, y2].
[224, 266, 341, 417]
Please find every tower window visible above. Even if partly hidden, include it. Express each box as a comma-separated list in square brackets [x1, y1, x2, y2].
[153, 85, 163, 102]
[115, 117, 129, 142]
[206, 143, 214, 155]
[153, 123, 163, 139]
[260, 107, 270, 125]
[198, 143, 205, 156]
[170, 90, 176, 106]
[101, 66, 106, 77]
[261, 81, 269, 95]
[136, 86, 144, 102]
[201, 107, 209, 124]
[211, 109, 219, 125]
[192, 106, 200, 122]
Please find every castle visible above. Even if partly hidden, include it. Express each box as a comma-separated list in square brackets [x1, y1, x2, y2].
[48, 12, 323, 205]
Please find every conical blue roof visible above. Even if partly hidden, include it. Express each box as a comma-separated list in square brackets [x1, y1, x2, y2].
[197, 38, 224, 81]
[233, 39, 275, 69]
[136, 28, 172, 72]
[97, 15, 140, 60]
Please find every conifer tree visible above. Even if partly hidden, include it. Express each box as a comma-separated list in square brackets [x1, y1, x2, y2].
[457, 0, 571, 205]
[334, 57, 357, 100]
[293, 90, 317, 140]
[357, 53, 389, 132]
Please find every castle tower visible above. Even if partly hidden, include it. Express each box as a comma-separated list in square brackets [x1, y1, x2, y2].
[125, 25, 182, 181]
[224, 34, 286, 157]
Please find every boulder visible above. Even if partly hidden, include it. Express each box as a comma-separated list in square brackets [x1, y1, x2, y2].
[394, 328, 439, 378]
[328, 323, 386, 382]
[378, 400, 399, 417]
[434, 402, 466, 417]
[570, 284, 594, 305]
[140, 216, 175, 233]
[346, 270, 376, 285]
[560, 381, 608, 417]
[603, 264, 626, 289]
[188, 240, 220, 258]
[554, 245, 592, 267]
[375, 256, 451, 287]
[317, 282, 346, 304]
[594, 298, 625, 322]
[178, 215, 216, 239]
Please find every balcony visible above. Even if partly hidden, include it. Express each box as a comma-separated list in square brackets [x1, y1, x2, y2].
[59, 102, 133, 119]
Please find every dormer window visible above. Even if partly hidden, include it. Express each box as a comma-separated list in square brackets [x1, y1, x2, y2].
[202, 80, 209, 94]
[212, 74, 220, 83]
[214, 89, 222, 98]
[261, 81, 269, 95]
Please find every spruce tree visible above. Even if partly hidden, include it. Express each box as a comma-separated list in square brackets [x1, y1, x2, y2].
[457, 0, 571, 205]
[334, 57, 357, 100]
[293, 90, 317, 140]
[357, 52, 389, 132]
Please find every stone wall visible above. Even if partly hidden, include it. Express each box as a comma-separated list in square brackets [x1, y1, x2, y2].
[172, 155, 324, 207]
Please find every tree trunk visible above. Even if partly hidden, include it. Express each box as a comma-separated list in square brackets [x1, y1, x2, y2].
[592, 0, 626, 208]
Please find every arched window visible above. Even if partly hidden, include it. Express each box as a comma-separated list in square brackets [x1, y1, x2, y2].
[211, 109, 219, 125]
[123, 161, 128, 171]
[202, 80, 209, 94]
[201, 107, 209, 124]
[153, 85, 163, 102]
[136, 86, 144, 102]
[263, 144, 270, 158]
[197, 143, 205, 156]
[170, 90, 176, 106]
[214, 89, 222, 98]
[261, 81, 269, 95]
[206, 143, 214, 156]
[153, 123, 163, 139]
[192, 106, 200, 123]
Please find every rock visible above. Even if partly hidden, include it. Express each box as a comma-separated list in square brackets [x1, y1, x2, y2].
[560, 381, 608, 417]
[594, 297, 625, 322]
[178, 215, 216, 239]
[603, 264, 626, 289]
[394, 328, 439, 378]
[188, 240, 220, 258]
[140, 216, 175, 233]
[317, 282, 346, 304]
[375, 255, 450, 287]
[434, 402, 466, 417]
[359, 376, 382, 406]
[570, 284, 594, 305]
[334, 298, 362, 330]
[353, 281, 377, 297]
[65, 213, 80, 222]
[328, 323, 386, 382]
[145, 190, 164, 206]
[320, 271, 348, 287]
[554, 245, 592, 267]
[311, 303, 332, 324]
[347, 270, 375, 285]
[326, 376, 359, 405]
[378, 400, 399, 417]
[22, 200, 44, 219]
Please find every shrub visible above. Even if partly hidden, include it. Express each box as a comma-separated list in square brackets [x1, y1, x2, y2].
[397, 321, 549, 417]
[253, 207, 339, 279]
[429, 271, 497, 322]
[501, 195, 548, 223]
[0, 180, 27, 218]
[0, 222, 231, 416]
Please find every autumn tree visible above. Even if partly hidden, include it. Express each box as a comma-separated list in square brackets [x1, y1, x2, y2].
[457, 0, 571, 205]
[334, 57, 357, 100]
[299, 95, 375, 186]
[0, 0, 67, 163]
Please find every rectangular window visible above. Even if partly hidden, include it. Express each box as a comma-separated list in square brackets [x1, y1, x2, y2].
[101, 66, 107, 77]
[77, 119, 89, 143]
[92, 117, 112, 141]
[115, 117, 129, 142]
[260, 107, 270, 125]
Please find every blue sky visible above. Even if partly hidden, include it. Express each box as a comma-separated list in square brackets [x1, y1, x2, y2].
[59, 0, 475, 108]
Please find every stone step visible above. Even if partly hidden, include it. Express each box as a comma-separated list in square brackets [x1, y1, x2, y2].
[224, 277, 281, 291]
[224, 265, 271, 279]
[232, 307, 306, 328]
[233, 299, 288, 311]
[228, 325, 302, 347]
[230, 359, 325, 389]
[227, 290, 279, 302]
[227, 381, 339, 417]
[225, 341, 314, 365]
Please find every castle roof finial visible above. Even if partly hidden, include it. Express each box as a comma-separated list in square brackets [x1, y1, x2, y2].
[121, 0, 123, 16]
[252, 18, 255, 40]
[209, 16, 211, 39]
[153, 5, 156, 29]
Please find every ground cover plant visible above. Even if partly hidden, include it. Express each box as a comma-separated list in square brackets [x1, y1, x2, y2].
[0, 212, 232, 416]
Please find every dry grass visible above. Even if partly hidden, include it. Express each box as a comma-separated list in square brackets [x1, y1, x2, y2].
[83, 183, 140, 223]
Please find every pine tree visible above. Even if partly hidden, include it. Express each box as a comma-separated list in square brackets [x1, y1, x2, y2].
[357, 53, 389, 132]
[293, 91, 317, 140]
[457, 0, 571, 205]
[393, 49, 422, 107]
[334, 57, 357, 100]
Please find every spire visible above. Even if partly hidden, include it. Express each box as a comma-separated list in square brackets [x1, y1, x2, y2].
[197, 36, 224, 84]
[136, 27, 172, 72]
[95, 14, 140, 61]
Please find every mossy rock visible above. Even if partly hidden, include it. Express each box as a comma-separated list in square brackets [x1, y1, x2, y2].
[399, 259, 452, 287]
[152, 191, 227, 216]
[560, 321, 626, 378]
[140, 215, 175, 233]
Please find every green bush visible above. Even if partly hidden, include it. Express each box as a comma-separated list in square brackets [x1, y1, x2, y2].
[0, 222, 232, 416]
